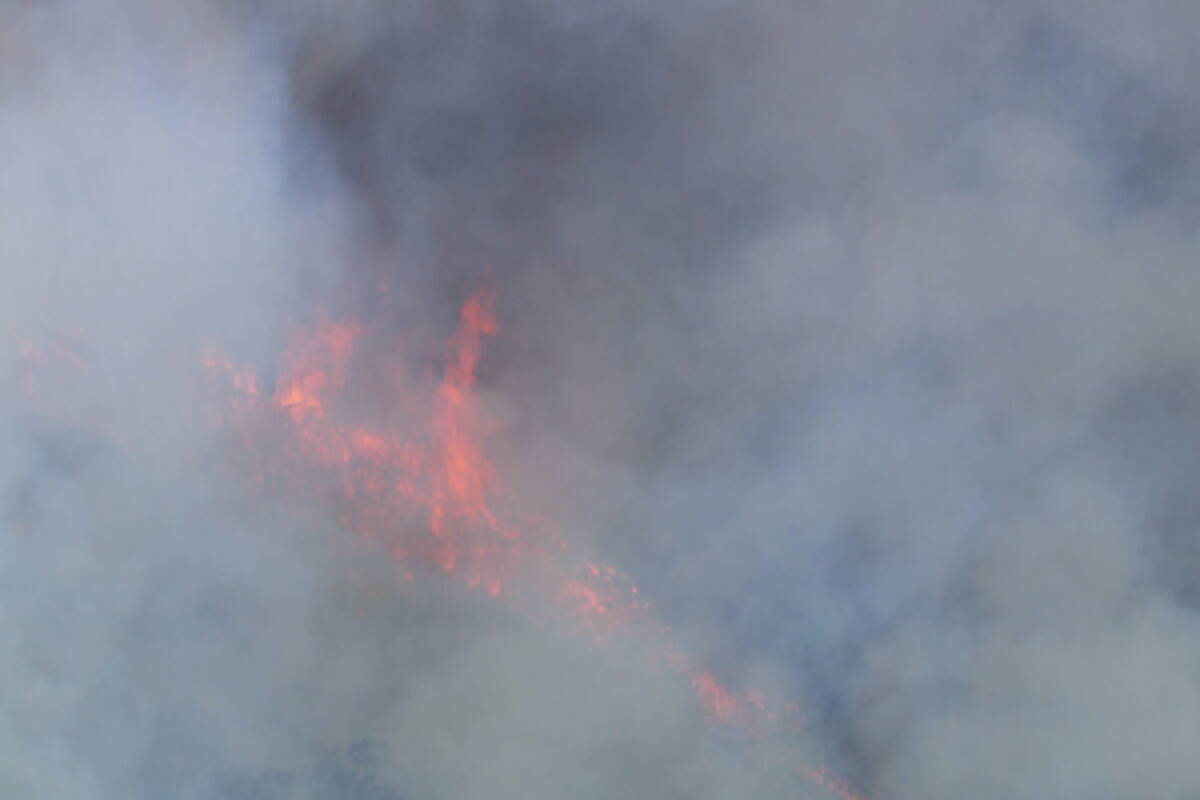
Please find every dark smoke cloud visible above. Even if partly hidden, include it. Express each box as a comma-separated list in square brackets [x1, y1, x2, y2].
[5, 1, 1200, 798]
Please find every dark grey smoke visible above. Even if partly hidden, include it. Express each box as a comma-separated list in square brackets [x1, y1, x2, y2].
[5, 1, 1200, 798]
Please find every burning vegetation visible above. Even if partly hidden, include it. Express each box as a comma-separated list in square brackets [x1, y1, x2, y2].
[193, 287, 866, 799]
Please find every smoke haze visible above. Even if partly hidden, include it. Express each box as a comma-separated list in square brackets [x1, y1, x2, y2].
[5, 1, 1200, 798]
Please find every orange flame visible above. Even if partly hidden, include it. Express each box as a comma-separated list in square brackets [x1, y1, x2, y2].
[14, 292, 867, 800]
[199, 288, 868, 800]
[274, 320, 362, 422]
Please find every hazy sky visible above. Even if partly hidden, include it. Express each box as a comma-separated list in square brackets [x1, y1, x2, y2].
[4, 2, 1200, 798]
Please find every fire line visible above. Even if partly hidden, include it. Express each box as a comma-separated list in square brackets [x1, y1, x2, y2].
[194, 288, 867, 800]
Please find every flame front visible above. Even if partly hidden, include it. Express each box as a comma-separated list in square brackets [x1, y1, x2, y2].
[201, 288, 866, 800]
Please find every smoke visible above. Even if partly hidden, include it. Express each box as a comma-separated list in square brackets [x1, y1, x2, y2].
[5, 1, 1200, 798]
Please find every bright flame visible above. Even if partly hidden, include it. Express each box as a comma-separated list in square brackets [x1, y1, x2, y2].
[274, 320, 362, 422]
[198, 288, 867, 800]
[13, 297, 863, 799]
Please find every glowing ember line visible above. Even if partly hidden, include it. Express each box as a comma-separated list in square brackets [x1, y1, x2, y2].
[199, 288, 868, 800]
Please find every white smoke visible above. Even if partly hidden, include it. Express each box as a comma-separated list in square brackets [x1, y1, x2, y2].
[5, 2, 1200, 799]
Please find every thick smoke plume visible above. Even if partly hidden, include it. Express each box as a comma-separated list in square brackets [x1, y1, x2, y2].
[5, 1, 1200, 798]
